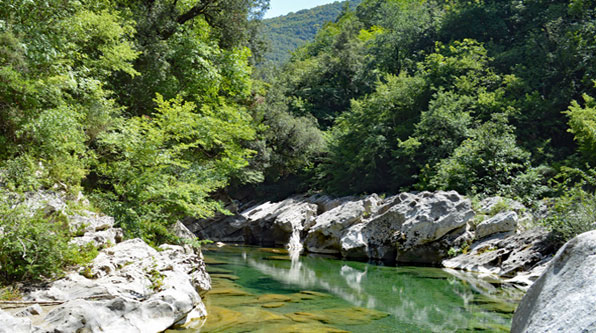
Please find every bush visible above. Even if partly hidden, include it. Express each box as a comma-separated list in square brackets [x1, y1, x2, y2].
[430, 116, 533, 196]
[0, 192, 96, 283]
[93, 94, 257, 245]
[542, 187, 596, 246]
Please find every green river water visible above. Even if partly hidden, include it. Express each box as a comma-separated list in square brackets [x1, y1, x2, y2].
[171, 245, 521, 333]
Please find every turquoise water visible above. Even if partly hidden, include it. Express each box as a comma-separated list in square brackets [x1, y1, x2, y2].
[174, 245, 520, 332]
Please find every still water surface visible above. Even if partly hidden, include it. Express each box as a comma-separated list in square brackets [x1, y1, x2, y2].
[174, 245, 520, 332]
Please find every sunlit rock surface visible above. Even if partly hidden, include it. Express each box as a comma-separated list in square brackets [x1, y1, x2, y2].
[443, 228, 554, 289]
[511, 230, 596, 333]
[1, 192, 211, 333]
[22, 239, 210, 333]
[190, 191, 556, 289]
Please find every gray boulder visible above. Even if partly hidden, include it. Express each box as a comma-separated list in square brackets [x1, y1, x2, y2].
[69, 211, 115, 234]
[305, 195, 380, 254]
[192, 197, 318, 247]
[192, 214, 248, 243]
[339, 191, 475, 264]
[475, 211, 518, 240]
[241, 198, 318, 247]
[15, 305, 43, 318]
[394, 191, 475, 253]
[443, 228, 555, 288]
[511, 230, 596, 333]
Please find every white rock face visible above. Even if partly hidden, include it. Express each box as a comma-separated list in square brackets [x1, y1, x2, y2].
[241, 198, 318, 247]
[442, 228, 554, 288]
[0, 310, 31, 333]
[69, 211, 115, 234]
[475, 211, 518, 239]
[393, 191, 475, 251]
[0, 190, 211, 333]
[305, 195, 381, 254]
[511, 231, 596, 333]
[25, 239, 210, 333]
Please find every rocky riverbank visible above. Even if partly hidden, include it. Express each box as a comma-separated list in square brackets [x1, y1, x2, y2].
[189, 191, 555, 289]
[0, 192, 211, 333]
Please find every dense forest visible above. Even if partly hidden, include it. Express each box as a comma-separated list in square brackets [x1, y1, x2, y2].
[1, 0, 596, 284]
[260, 0, 361, 65]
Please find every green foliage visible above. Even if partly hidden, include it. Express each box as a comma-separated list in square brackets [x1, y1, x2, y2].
[542, 186, 596, 246]
[319, 73, 428, 193]
[94, 95, 256, 244]
[0, 1, 137, 192]
[250, 82, 327, 182]
[0, 192, 97, 284]
[430, 117, 532, 196]
[0, 286, 21, 301]
[145, 260, 165, 291]
[565, 93, 596, 164]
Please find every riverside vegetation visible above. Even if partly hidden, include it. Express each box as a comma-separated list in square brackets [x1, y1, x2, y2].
[1, 0, 596, 320]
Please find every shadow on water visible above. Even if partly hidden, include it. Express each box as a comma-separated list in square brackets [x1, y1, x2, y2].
[171, 245, 521, 333]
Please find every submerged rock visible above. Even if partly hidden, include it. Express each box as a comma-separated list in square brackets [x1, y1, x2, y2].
[511, 230, 596, 333]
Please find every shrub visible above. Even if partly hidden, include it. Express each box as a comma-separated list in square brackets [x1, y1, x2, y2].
[542, 186, 596, 246]
[0, 191, 96, 283]
[430, 116, 533, 197]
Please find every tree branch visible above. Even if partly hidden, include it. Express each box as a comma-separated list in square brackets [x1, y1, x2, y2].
[158, 0, 221, 40]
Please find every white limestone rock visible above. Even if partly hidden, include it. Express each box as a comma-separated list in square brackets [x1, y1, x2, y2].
[0, 309, 31, 333]
[26, 239, 211, 333]
[511, 230, 596, 333]
[304, 195, 381, 254]
[475, 211, 518, 240]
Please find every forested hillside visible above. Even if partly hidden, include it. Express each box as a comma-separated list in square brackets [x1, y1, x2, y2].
[1, 0, 596, 285]
[257, 0, 596, 244]
[260, 0, 361, 65]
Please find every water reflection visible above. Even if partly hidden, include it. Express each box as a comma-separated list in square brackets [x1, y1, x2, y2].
[202, 246, 519, 332]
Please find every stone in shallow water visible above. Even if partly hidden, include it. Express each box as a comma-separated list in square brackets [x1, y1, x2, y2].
[319, 307, 389, 325]
[473, 294, 518, 314]
[285, 312, 329, 323]
[264, 255, 292, 261]
[257, 294, 293, 303]
[285, 307, 389, 326]
[206, 267, 233, 274]
[197, 306, 245, 331]
[203, 257, 228, 265]
[299, 290, 330, 297]
[261, 302, 287, 308]
[210, 273, 240, 281]
[207, 293, 258, 308]
[275, 324, 349, 333]
[207, 287, 252, 297]
[260, 248, 290, 254]
[289, 293, 316, 301]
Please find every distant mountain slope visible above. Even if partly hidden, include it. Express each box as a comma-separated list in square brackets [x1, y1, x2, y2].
[261, 0, 361, 65]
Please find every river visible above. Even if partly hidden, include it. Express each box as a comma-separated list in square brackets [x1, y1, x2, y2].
[173, 245, 521, 332]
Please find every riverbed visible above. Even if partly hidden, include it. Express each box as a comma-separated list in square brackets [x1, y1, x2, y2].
[173, 245, 521, 332]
